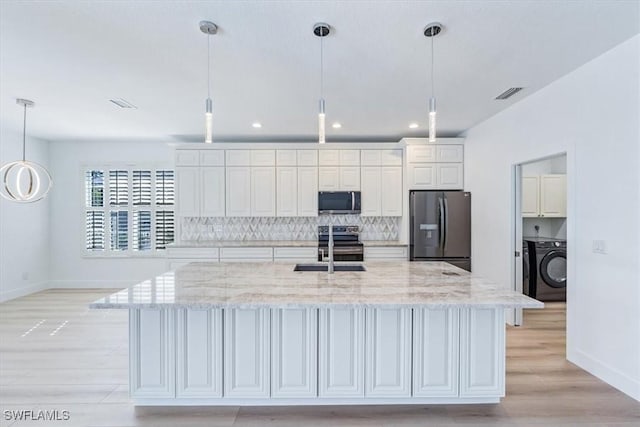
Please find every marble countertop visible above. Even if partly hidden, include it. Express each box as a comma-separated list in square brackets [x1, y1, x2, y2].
[91, 261, 542, 310]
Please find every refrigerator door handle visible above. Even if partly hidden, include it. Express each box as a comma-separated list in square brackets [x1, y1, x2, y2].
[438, 196, 445, 250]
[443, 195, 449, 252]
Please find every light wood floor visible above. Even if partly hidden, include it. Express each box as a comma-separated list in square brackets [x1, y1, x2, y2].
[0, 290, 638, 427]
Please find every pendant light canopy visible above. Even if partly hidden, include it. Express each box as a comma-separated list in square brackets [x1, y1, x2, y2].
[314, 23, 330, 144]
[0, 99, 53, 203]
[200, 20, 218, 143]
[424, 22, 442, 143]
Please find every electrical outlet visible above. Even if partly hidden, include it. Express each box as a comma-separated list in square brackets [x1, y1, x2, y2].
[592, 240, 607, 254]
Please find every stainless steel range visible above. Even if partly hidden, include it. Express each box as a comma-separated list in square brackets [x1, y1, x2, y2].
[318, 225, 364, 262]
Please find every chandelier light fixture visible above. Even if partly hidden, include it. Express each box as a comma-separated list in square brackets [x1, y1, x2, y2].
[200, 20, 218, 143]
[313, 23, 331, 144]
[424, 22, 442, 143]
[0, 99, 53, 203]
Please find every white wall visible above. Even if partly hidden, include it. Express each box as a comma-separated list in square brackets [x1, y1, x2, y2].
[48, 141, 173, 288]
[0, 128, 51, 301]
[464, 35, 640, 400]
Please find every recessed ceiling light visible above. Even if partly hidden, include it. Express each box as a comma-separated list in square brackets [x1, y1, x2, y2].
[409, 123, 419, 129]
[252, 122, 262, 128]
[332, 122, 342, 129]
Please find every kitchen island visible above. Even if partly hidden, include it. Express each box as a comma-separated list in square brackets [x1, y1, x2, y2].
[91, 261, 542, 405]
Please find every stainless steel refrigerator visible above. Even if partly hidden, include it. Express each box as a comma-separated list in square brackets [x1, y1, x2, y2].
[409, 190, 471, 271]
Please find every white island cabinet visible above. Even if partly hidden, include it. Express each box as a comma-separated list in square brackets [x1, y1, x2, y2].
[92, 261, 542, 406]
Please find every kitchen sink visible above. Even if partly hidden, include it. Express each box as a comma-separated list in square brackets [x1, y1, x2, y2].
[293, 264, 366, 272]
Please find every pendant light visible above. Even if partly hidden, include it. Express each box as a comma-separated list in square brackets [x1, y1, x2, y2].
[424, 22, 442, 143]
[0, 99, 53, 203]
[200, 20, 218, 143]
[313, 23, 330, 144]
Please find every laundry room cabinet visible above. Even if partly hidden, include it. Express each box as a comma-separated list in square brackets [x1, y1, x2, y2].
[522, 174, 566, 218]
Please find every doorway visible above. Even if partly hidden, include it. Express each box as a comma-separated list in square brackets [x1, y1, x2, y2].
[512, 154, 567, 326]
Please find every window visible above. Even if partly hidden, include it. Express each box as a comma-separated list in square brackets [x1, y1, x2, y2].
[85, 167, 174, 254]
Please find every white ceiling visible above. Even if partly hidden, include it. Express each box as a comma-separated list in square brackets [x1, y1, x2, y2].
[0, 0, 638, 143]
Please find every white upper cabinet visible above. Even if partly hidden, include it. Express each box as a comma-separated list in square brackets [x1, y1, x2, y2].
[522, 176, 540, 217]
[436, 145, 464, 163]
[318, 150, 340, 166]
[318, 167, 340, 191]
[276, 150, 297, 166]
[200, 150, 225, 166]
[361, 150, 382, 166]
[201, 167, 225, 217]
[297, 150, 318, 166]
[381, 149, 403, 166]
[175, 150, 199, 166]
[436, 164, 464, 189]
[251, 150, 276, 166]
[251, 167, 276, 216]
[522, 174, 566, 218]
[339, 150, 360, 166]
[297, 167, 318, 217]
[408, 164, 436, 188]
[381, 167, 403, 216]
[360, 167, 382, 216]
[225, 150, 251, 166]
[276, 167, 297, 217]
[408, 145, 436, 163]
[339, 167, 361, 191]
[176, 167, 200, 217]
[225, 167, 251, 216]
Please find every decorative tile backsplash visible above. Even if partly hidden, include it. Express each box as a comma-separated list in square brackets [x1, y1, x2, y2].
[180, 216, 400, 242]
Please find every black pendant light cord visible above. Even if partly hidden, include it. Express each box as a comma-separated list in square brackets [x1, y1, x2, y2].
[22, 103, 27, 162]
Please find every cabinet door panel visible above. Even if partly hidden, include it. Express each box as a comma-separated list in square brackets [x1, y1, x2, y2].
[522, 176, 540, 217]
[130, 309, 175, 398]
[224, 308, 270, 398]
[460, 308, 505, 398]
[318, 150, 339, 166]
[201, 167, 225, 217]
[360, 167, 381, 216]
[297, 167, 318, 216]
[276, 167, 297, 217]
[271, 308, 317, 398]
[408, 145, 436, 163]
[381, 167, 403, 216]
[226, 150, 251, 166]
[413, 308, 459, 397]
[200, 150, 225, 166]
[409, 164, 436, 189]
[437, 164, 463, 189]
[365, 308, 411, 397]
[361, 150, 381, 166]
[176, 309, 222, 398]
[339, 150, 361, 166]
[318, 167, 340, 191]
[251, 167, 276, 216]
[225, 167, 251, 216]
[540, 175, 566, 217]
[175, 150, 199, 166]
[436, 145, 464, 163]
[176, 167, 200, 217]
[339, 167, 361, 190]
[318, 308, 364, 397]
[251, 150, 276, 166]
[297, 150, 318, 166]
[276, 150, 297, 166]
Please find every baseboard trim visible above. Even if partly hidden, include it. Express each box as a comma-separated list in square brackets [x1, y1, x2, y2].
[569, 348, 640, 402]
[0, 281, 49, 303]
[48, 280, 136, 289]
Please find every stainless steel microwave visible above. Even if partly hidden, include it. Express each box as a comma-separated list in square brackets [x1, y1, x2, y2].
[318, 191, 361, 215]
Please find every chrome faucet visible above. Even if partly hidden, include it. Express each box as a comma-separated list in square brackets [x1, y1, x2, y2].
[327, 224, 334, 274]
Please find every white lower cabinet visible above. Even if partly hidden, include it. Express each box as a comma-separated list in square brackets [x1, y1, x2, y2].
[224, 308, 270, 398]
[271, 308, 318, 398]
[129, 309, 175, 398]
[318, 308, 365, 397]
[413, 308, 459, 397]
[459, 308, 505, 397]
[176, 309, 223, 398]
[365, 308, 411, 397]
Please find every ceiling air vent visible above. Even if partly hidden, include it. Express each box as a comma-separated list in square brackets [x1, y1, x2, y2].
[495, 87, 523, 100]
[109, 98, 137, 109]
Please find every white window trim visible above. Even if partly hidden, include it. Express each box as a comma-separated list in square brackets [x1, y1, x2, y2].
[82, 163, 174, 258]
